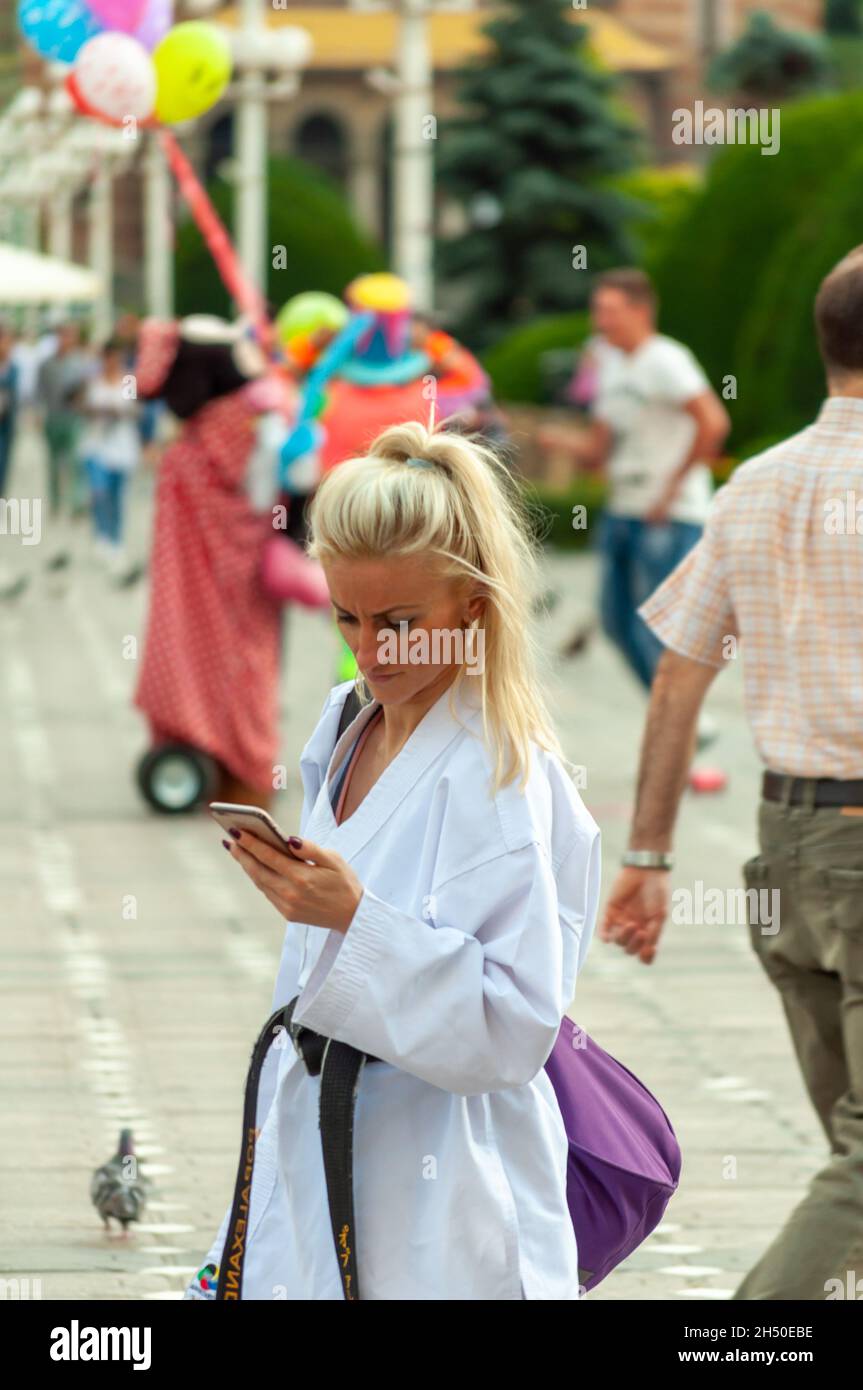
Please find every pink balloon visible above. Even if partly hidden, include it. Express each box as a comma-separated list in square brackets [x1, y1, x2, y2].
[134, 0, 172, 52]
[85, 0, 148, 31]
[74, 32, 156, 124]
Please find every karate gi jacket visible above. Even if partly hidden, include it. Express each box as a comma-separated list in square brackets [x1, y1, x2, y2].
[189, 676, 601, 1300]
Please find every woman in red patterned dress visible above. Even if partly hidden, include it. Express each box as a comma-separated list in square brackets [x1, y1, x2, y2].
[133, 317, 294, 811]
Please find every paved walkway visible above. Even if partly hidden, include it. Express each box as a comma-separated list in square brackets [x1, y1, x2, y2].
[0, 431, 824, 1300]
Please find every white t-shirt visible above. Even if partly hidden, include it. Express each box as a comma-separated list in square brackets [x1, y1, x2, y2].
[79, 377, 140, 473]
[592, 333, 714, 525]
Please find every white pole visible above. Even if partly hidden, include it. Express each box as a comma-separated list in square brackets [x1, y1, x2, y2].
[393, 0, 434, 310]
[144, 133, 174, 317]
[88, 161, 114, 342]
[234, 0, 268, 303]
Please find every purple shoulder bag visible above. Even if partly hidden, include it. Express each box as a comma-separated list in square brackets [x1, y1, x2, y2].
[543, 1015, 681, 1290]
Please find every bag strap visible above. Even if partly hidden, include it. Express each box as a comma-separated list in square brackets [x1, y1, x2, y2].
[336, 685, 363, 742]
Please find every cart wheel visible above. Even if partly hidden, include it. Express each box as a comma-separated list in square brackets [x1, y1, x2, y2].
[136, 743, 220, 814]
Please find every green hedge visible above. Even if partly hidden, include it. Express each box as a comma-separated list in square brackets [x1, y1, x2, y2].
[651, 91, 863, 453]
[481, 312, 591, 404]
[522, 477, 608, 550]
[174, 156, 385, 318]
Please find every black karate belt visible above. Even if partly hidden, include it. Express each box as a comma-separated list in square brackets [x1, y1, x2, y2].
[215, 996, 382, 1301]
[762, 772, 863, 807]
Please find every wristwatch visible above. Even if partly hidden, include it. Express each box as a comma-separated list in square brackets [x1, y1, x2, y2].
[621, 849, 674, 870]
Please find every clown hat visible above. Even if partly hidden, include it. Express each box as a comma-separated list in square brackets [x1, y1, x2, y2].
[340, 272, 429, 386]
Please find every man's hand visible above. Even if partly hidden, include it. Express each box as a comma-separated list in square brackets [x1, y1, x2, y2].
[643, 496, 673, 525]
[599, 867, 671, 965]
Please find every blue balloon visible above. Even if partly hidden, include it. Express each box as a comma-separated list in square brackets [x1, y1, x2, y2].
[18, 0, 103, 64]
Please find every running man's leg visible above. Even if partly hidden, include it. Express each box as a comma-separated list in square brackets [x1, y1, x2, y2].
[629, 520, 703, 686]
[597, 514, 654, 687]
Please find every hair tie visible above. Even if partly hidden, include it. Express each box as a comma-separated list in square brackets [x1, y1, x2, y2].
[405, 456, 437, 471]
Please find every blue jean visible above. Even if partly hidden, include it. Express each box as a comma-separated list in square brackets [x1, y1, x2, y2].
[0, 418, 14, 495]
[85, 458, 128, 544]
[598, 513, 702, 689]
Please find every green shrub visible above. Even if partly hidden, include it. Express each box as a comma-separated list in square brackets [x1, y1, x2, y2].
[174, 156, 385, 317]
[522, 476, 607, 550]
[652, 91, 863, 447]
[482, 312, 591, 404]
[610, 165, 703, 273]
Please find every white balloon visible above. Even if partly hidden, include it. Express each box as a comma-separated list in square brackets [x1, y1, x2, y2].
[74, 33, 156, 124]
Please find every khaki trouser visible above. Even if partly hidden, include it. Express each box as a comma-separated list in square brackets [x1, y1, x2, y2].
[732, 790, 863, 1300]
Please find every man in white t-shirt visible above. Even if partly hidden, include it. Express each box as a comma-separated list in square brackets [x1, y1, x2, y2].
[542, 269, 730, 690]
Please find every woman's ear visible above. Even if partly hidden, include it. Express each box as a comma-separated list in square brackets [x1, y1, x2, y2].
[463, 590, 487, 626]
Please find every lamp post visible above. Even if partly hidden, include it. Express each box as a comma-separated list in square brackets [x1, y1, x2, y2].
[364, 0, 477, 310]
[143, 132, 174, 317]
[215, 1, 312, 302]
[392, 0, 434, 311]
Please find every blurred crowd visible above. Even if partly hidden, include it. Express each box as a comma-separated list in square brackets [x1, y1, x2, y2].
[0, 311, 163, 587]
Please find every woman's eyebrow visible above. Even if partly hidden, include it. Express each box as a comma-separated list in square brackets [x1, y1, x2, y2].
[333, 604, 420, 619]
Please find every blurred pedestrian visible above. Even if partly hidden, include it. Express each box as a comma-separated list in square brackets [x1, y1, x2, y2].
[539, 269, 730, 698]
[79, 339, 141, 581]
[0, 323, 19, 496]
[37, 323, 95, 561]
[600, 245, 863, 1300]
[133, 316, 290, 811]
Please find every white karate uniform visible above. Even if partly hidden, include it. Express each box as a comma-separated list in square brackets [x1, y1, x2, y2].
[190, 676, 601, 1300]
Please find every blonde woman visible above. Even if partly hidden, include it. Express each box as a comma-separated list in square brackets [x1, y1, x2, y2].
[187, 422, 601, 1301]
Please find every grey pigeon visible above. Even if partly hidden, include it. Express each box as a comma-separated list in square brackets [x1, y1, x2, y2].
[90, 1129, 152, 1234]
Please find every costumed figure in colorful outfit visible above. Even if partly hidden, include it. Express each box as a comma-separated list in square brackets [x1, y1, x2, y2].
[133, 316, 295, 815]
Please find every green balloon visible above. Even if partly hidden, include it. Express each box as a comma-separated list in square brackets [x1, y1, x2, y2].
[276, 292, 348, 349]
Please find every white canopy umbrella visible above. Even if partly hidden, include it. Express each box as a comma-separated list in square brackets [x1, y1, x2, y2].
[0, 241, 101, 305]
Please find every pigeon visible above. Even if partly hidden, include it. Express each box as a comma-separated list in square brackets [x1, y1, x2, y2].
[90, 1129, 152, 1235]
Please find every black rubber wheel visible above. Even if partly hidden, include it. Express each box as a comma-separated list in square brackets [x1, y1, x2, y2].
[136, 743, 221, 814]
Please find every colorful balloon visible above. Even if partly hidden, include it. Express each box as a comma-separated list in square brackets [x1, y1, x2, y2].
[276, 292, 349, 364]
[134, 0, 172, 52]
[73, 33, 156, 125]
[86, 0, 148, 32]
[152, 21, 232, 125]
[18, 0, 103, 64]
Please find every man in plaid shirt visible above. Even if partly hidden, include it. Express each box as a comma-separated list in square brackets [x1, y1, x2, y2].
[601, 246, 863, 1300]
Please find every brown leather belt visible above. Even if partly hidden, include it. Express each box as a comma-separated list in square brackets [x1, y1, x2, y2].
[762, 772, 863, 807]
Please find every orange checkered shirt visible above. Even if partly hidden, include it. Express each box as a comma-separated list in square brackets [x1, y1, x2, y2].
[638, 396, 863, 778]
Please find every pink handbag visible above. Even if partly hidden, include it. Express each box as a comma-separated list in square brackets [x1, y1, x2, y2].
[260, 535, 331, 610]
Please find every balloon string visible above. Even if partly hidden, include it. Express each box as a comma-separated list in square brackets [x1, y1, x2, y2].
[158, 128, 272, 353]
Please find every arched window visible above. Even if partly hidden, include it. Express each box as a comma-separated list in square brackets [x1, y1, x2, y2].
[204, 112, 235, 185]
[293, 113, 348, 189]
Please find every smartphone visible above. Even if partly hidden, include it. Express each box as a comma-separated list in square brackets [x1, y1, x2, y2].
[209, 802, 294, 854]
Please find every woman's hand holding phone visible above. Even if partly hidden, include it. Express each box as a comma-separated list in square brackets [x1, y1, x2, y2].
[224, 828, 365, 935]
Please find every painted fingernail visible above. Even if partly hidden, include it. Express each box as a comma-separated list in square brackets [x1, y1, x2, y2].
[222, 839, 232, 850]
[228, 828, 241, 840]
[288, 837, 302, 848]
